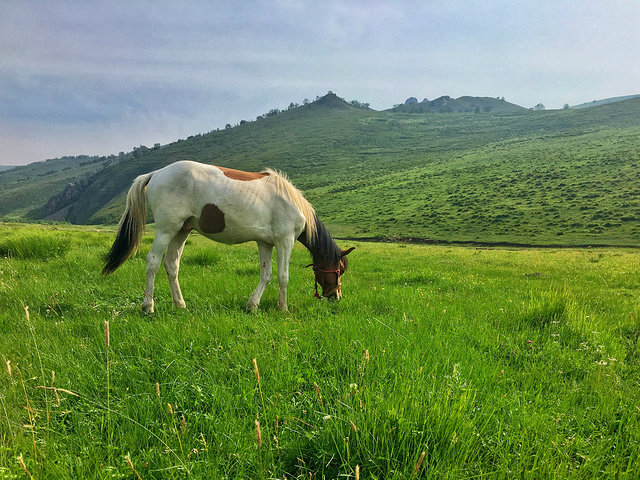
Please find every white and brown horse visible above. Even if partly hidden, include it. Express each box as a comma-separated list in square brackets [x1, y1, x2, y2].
[103, 160, 353, 312]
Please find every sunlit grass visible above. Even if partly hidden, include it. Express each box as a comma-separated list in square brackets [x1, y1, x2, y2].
[1, 224, 639, 478]
[0, 232, 70, 260]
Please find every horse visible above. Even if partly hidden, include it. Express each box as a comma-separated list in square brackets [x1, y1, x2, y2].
[102, 160, 354, 312]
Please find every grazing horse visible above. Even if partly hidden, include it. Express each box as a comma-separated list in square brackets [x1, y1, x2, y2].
[103, 160, 354, 312]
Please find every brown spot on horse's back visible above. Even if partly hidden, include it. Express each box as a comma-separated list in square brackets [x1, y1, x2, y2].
[199, 203, 226, 234]
[217, 166, 269, 181]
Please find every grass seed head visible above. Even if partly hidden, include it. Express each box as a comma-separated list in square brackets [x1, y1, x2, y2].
[125, 454, 143, 480]
[314, 382, 323, 406]
[18, 454, 33, 480]
[255, 419, 262, 447]
[411, 451, 426, 479]
[252, 358, 260, 384]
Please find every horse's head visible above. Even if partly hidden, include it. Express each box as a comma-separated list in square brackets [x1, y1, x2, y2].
[310, 247, 355, 300]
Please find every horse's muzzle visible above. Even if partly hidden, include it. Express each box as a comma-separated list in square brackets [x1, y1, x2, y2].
[328, 290, 342, 301]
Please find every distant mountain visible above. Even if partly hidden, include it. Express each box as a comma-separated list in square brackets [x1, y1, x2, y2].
[570, 94, 640, 109]
[2, 93, 640, 246]
[391, 95, 527, 114]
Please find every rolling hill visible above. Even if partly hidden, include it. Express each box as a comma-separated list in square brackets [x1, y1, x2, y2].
[571, 94, 640, 109]
[2, 93, 640, 246]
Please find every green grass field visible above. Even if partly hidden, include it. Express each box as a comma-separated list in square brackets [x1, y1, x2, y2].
[1, 223, 639, 478]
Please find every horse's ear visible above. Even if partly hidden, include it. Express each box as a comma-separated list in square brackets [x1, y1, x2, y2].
[341, 247, 355, 257]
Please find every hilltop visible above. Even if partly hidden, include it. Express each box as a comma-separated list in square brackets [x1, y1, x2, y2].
[391, 95, 526, 114]
[2, 93, 640, 246]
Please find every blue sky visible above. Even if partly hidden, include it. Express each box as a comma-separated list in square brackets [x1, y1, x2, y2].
[1, 0, 639, 165]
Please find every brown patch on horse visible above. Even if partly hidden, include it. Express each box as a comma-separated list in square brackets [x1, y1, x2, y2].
[218, 166, 269, 181]
[199, 203, 226, 234]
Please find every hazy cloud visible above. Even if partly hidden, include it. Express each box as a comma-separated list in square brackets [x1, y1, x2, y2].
[1, 0, 639, 165]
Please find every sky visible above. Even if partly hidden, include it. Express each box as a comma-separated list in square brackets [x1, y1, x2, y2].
[1, 0, 639, 166]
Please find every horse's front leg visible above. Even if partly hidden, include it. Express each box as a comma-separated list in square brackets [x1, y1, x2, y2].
[275, 238, 294, 311]
[246, 242, 273, 312]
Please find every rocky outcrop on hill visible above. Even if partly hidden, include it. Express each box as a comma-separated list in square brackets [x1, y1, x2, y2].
[393, 95, 526, 114]
[34, 177, 95, 221]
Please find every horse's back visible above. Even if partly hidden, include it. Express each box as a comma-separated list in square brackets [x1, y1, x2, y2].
[144, 161, 306, 244]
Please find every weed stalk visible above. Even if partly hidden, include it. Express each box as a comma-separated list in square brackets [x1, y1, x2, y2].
[25, 306, 51, 450]
[18, 454, 34, 480]
[168, 403, 186, 461]
[105, 320, 111, 446]
[411, 451, 426, 479]
[16, 366, 37, 463]
[125, 454, 143, 480]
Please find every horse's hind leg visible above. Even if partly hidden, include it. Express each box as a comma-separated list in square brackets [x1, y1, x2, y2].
[142, 228, 179, 313]
[163, 229, 190, 309]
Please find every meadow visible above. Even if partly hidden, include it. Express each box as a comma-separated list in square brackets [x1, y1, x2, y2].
[1, 223, 639, 479]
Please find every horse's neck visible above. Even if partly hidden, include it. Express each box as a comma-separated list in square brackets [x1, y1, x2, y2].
[297, 230, 320, 262]
[297, 219, 341, 265]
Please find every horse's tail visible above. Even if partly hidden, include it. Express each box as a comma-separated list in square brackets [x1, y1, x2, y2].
[102, 172, 154, 275]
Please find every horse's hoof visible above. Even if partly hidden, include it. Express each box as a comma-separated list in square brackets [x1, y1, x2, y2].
[141, 303, 154, 314]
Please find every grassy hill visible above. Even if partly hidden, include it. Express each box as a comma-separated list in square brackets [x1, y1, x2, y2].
[2, 93, 640, 246]
[571, 94, 640, 109]
[0, 155, 113, 219]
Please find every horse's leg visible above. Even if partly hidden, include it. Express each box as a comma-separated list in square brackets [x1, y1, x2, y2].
[142, 228, 177, 313]
[163, 229, 190, 309]
[275, 237, 295, 311]
[246, 242, 273, 312]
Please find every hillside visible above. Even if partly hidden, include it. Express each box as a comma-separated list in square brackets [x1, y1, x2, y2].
[0, 155, 114, 219]
[571, 94, 640, 109]
[2, 93, 640, 246]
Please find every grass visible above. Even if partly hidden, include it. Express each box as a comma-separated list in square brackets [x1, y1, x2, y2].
[1, 222, 639, 478]
[0, 232, 70, 259]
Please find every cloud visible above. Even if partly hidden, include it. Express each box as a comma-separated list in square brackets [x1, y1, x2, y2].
[1, 0, 639, 165]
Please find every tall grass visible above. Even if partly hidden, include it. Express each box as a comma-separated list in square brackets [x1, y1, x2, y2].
[0, 223, 639, 478]
[0, 234, 70, 260]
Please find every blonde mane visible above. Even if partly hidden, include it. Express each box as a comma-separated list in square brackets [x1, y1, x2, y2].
[262, 168, 317, 243]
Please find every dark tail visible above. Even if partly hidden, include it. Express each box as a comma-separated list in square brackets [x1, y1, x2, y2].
[102, 172, 153, 275]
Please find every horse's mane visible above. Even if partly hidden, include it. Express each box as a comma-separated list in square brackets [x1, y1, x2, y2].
[305, 215, 342, 265]
[262, 168, 317, 244]
[261, 169, 342, 265]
